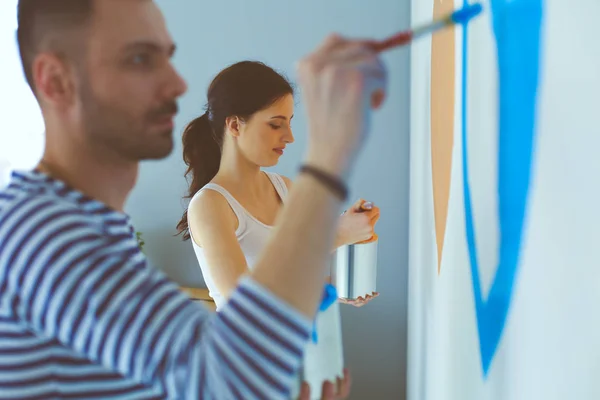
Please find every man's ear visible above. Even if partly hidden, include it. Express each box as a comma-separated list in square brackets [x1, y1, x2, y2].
[32, 52, 77, 107]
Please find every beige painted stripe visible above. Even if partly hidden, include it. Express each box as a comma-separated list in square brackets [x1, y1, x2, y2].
[430, 0, 456, 273]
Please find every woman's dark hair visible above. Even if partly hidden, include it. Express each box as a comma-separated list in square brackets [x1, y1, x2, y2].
[176, 61, 294, 240]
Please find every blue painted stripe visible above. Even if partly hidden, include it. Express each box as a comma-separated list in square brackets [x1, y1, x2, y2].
[461, 0, 543, 375]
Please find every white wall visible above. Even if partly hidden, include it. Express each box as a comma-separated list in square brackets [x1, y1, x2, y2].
[126, 1, 412, 399]
[0, 0, 45, 185]
[409, 0, 600, 399]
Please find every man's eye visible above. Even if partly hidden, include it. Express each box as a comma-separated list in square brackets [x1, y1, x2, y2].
[130, 53, 152, 66]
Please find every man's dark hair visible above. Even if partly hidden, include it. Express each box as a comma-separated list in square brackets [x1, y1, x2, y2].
[17, 0, 94, 94]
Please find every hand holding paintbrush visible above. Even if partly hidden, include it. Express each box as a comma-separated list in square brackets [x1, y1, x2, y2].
[332, 3, 484, 109]
[295, 3, 483, 180]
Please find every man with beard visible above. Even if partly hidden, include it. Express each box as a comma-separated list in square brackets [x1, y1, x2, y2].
[0, 0, 387, 399]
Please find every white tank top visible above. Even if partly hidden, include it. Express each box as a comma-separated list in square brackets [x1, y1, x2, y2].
[189, 171, 288, 310]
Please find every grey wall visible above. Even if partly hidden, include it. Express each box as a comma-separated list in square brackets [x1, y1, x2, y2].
[125, 1, 410, 398]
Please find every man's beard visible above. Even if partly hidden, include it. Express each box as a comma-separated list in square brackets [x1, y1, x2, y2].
[80, 87, 178, 162]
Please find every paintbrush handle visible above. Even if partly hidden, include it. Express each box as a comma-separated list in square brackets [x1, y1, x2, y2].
[371, 31, 413, 53]
[371, 3, 482, 53]
[372, 19, 450, 53]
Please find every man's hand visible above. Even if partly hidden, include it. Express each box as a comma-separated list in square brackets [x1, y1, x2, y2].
[299, 369, 352, 400]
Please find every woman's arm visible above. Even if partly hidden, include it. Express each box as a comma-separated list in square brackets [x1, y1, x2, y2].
[188, 190, 249, 299]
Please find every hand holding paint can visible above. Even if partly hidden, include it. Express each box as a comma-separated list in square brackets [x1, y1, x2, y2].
[333, 200, 380, 303]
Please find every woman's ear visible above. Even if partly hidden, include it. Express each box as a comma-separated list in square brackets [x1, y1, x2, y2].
[225, 116, 242, 138]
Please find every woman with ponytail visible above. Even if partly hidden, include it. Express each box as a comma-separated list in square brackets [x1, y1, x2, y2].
[176, 61, 380, 312]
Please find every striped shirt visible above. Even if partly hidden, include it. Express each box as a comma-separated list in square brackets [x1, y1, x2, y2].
[0, 170, 311, 399]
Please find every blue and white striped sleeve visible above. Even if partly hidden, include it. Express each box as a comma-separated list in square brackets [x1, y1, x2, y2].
[0, 197, 311, 399]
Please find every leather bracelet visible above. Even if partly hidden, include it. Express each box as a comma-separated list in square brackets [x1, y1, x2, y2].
[299, 164, 348, 201]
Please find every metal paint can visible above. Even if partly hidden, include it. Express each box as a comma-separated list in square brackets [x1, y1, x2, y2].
[331, 239, 378, 299]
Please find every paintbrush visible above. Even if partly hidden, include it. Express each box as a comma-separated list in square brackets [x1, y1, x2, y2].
[371, 2, 483, 52]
